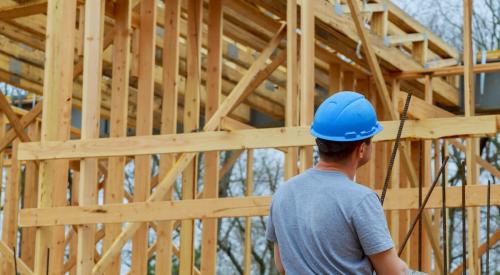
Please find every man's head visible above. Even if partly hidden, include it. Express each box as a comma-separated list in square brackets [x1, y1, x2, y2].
[316, 137, 372, 167]
[310, 91, 382, 168]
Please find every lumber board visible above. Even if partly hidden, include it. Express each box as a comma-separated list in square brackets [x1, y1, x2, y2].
[200, 0, 222, 273]
[18, 185, 500, 227]
[103, 0, 131, 273]
[299, 0, 314, 171]
[131, 0, 156, 273]
[77, 0, 105, 273]
[33, 0, 77, 273]
[0, 1, 47, 20]
[155, 0, 180, 273]
[17, 116, 498, 161]
[1, 140, 20, 274]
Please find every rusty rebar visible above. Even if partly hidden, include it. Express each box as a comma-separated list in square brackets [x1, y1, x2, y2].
[397, 155, 449, 256]
[380, 92, 412, 205]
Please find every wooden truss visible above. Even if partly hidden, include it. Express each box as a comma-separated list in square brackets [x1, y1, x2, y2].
[0, 0, 498, 274]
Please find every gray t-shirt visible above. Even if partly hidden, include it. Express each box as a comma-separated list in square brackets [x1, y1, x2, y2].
[266, 168, 393, 274]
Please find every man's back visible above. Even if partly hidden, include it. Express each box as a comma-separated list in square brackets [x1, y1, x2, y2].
[266, 169, 393, 274]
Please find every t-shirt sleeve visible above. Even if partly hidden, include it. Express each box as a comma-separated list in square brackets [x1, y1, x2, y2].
[266, 200, 277, 242]
[351, 192, 394, 255]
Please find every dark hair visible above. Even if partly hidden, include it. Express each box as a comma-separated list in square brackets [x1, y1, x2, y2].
[316, 138, 371, 162]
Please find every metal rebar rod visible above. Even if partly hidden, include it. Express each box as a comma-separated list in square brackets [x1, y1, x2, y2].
[460, 160, 466, 275]
[13, 246, 18, 275]
[380, 92, 412, 205]
[441, 142, 448, 275]
[46, 248, 50, 275]
[486, 179, 491, 274]
[397, 155, 449, 256]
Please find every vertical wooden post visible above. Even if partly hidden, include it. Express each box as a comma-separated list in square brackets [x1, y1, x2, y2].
[299, 0, 314, 172]
[463, 0, 479, 273]
[132, 0, 157, 273]
[21, 122, 40, 269]
[156, 0, 180, 274]
[34, 0, 77, 273]
[1, 139, 20, 274]
[77, 0, 105, 273]
[412, 39, 428, 66]
[179, 0, 202, 273]
[243, 149, 254, 275]
[421, 75, 432, 272]
[0, 114, 3, 271]
[285, 0, 299, 180]
[371, 9, 388, 37]
[201, 0, 222, 273]
[69, 169, 80, 275]
[389, 79, 401, 249]
[103, 0, 131, 274]
[342, 70, 355, 90]
[328, 63, 341, 95]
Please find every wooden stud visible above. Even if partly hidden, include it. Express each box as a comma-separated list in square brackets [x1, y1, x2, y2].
[299, 0, 314, 172]
[413, 39, 429, 65]
[371, 8, 388, 37]
[131, 0, 157, 273]
[1, 139, 20, 274]
[389, 79, 401, 250]
[77, 0, 105, 273]
[20, 122, 40, 269]
[33, 0, 77, 273]
[463, 0, 479, 273]
[155, 0, 180, 274]
[200, 0, 222, 273]
[285, 0, 299, 180]
[328, 63, 341, 95]
[179, 0, 203, 273]
[421, 75, 433, 272]
[342, 70, 355, 90]
[103, 0, 131, 274]
[244, 149, 254, 275]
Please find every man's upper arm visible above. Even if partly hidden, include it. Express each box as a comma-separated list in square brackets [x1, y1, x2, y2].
[266, 199, 277, 242]
[368, 247, 407, 275]
[351, 193, 394, 255]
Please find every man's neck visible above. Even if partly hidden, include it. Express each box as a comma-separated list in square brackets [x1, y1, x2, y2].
[315, 160, 357, 180]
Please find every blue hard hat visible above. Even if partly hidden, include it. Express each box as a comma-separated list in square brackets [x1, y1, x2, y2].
[310, 91, 383, 142]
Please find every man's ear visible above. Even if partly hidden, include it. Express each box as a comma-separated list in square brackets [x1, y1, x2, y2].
[358, 142, 365, 159]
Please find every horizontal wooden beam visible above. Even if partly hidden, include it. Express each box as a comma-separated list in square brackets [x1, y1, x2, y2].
[339, 3, 386, 14]
[399, 91, 453, 120]
[18, 184, 499, 227]
[394, 61, 500, 79]
[0, 1, 47, 20]
[17, 116, 498, 161]
[384, 33, 426, 46]
[424, 58, 458, 69]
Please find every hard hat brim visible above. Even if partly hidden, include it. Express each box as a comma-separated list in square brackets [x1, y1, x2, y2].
[310, 123, 384, 142]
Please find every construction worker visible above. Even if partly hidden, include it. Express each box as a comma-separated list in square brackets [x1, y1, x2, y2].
[266, 91, 408, 274]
